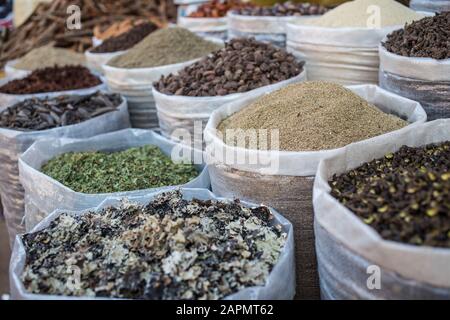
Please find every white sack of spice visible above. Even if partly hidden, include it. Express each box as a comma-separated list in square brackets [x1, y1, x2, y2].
[19, 129, 210, 231]
[10, 189, 295, 300]
[313, 119, 450, 299]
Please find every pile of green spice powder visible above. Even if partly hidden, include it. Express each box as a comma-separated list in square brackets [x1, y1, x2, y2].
[41, 145, 199, 193]
[21, 190, 286, 299]
[330, 141, 450, 248]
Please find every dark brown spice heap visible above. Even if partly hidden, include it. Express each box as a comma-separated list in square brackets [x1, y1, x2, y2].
[330, 141, 450, 248]
[21, 190, 286, 299]
[0, 92, 122, 131]
[234, 1, 328, 16]
[0, 66, 102, 95]
[91, 22, 158, 53]
[383, 12, 450, 60]
[188, 0, 247, 18]
[154, 38, 304, 96]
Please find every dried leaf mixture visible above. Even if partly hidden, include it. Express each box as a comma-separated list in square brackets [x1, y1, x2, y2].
[21, 190, 286, 299]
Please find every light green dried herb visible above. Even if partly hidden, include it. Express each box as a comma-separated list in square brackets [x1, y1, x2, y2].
[41, 145, 199, 193]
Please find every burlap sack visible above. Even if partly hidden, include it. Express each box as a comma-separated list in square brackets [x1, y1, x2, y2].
[204, 84, 427, 299]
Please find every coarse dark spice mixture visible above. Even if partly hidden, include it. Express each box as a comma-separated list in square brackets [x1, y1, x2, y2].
[21, 190, 287, 299]
[0, 92, 122, 131]
[0, 66, 102, 95]
[234, 1, 328, 16]
[91, 22, 158, 54]
[41, 146, 199, 194]
[383, 12, 450, 60]
[154, 38, 304, 96]
[330, 141, 450, 248]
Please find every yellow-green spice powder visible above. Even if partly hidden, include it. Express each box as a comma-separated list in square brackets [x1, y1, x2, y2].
[41, 145, 199, 194]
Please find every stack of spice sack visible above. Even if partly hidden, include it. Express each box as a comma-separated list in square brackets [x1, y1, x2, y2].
[379, 12, 450, 120]
[286, 0, 425, 85]
[152, 37, 306, 149]
[103, 27, 222, 129]
[204, 81, 427, 299]
[228, 1, 328, 48]
[11, 129, 296, 299]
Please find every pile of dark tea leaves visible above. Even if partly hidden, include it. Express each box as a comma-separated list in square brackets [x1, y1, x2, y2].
[41, 145, 199, 194]
[21, 190, 287, 299]
[0, 92, 122, 131]
[330, 141, 450, 248]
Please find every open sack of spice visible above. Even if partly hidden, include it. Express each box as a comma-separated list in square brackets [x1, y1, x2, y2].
[0, 92, 130, 247]
[19, 128, 210, 231]
[177, 0, 245, 41]
[4, 45, 87, 80]
[228, 2, 328, 48]
[313, 119, 450, 299]
[152, 37, 306, 148]
[410, 0, 450, 13]
[10, 188, 295, 300]
[204, 81, 426, 299]
[379, 12, 450, 121]
[286, 0, 424, 85]
[0, 66, 106, 107]
[86, 22, 159, 75]
[103, 27, 222, 129]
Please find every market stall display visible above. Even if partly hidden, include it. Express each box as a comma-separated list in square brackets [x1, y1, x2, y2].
[153, 37, 305, 148]
[313, 119, 450, 299]
[0, 92, 130, 247]
[103, 27, 222, 129]
[204, 81, 426, 299]
[286, 0, 424, 85]
[228, 2, 328, 48]
[10, 188, 295, 300]
[1, 0, 450, 302]
[379, 12, 450, 120]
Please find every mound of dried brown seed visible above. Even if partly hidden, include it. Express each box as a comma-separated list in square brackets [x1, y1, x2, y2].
[330, 141, 450, 248]
[21, 190, 287, 299]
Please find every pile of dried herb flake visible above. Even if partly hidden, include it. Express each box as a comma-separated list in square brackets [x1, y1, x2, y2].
[41, 146, 198, 193]
[21, 190, 287, 299]
[330, 141, 450, 248]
